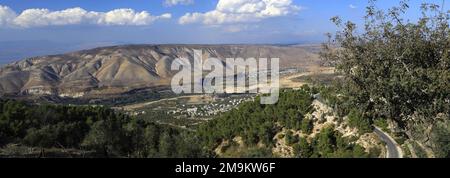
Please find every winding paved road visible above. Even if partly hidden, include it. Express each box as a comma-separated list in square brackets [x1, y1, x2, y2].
[374, 127, 403, 158]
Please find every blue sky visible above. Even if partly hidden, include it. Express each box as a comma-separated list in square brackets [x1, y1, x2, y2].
[0, 0, 448, 45]
[1, 0, 447, 64]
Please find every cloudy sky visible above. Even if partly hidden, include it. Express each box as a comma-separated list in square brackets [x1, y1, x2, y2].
[0, 0, 448, 45]
[3, 0, 447, 64]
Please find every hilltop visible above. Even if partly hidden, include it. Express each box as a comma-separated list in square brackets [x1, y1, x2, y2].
[0, 44, 321, 98]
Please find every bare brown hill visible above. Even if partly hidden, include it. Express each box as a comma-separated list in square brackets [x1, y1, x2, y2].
[0, 44, 320, 98]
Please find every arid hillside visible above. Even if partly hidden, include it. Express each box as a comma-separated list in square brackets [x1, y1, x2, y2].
[0, 44, 321, 98]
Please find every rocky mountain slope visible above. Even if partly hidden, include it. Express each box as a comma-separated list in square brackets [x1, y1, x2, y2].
[0, 44, 320, 98]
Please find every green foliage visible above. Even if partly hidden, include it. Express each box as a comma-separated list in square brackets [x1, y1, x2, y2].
[310, 126, 371, 158]
[314, 84, 354, 118]
[431, 122, 450, 158]
[0, 99, 205, 158]
[0, 100, 115, 147]
[194, 89, 375, 157]
[241, 147, 273, 158]
[314, 127, 336, 155]
[410, 141, 428, 158]
[347, 109, 373, 134]
[0, 87, 378, 158]
[197, 89, 313, 149]
[284, 131, 299, 146]
[23, 126, 58, 148]
[368, 147, 382, 158]
[293, 138, 312, 158]
[322, 1, 450, 140]
[373, 118, 389, 132]
[81, 118, 129, 157]
[300, 118, 313, 134]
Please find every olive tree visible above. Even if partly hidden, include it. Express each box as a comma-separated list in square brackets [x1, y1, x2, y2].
[321, 0, 449, 154]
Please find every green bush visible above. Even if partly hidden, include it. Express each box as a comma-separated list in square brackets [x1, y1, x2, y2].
[347, 109, 373, 134]
[301, 118, 313, 134]
[285, 131, 298, 145]
[293, 138, 312, 158]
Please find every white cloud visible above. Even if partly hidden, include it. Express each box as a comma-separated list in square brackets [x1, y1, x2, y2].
[349, 4, 357, 9]
[0, 5, 171, 28]
[97, 9, 171, 26]
[13, 8, 98, 27]
[0, 5, 16, 26]
[164, 0, 194, 7]
[179, 0, 301, 25]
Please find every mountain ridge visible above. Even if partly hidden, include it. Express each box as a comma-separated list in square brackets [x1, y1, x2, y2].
[0, 44, 321, 98]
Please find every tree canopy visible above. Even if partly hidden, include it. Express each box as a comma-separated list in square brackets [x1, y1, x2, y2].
[321, 0, 450, 156]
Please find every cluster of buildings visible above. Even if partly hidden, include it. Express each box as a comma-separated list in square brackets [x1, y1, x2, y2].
[168, 97, 253, 118]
